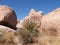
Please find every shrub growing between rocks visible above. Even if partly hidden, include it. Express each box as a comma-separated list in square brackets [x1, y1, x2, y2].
[17, 19, 39, 45]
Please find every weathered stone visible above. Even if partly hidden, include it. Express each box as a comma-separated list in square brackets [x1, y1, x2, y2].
[41, 8, 60, 36]
[0, 5, 17, 30]
[0, 25, 22, 45]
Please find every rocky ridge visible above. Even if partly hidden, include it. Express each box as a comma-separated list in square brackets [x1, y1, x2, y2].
[0, 5, 60, 45]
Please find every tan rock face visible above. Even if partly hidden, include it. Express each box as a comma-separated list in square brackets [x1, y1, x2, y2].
[41, 8, 60, 36]
[0, 5, 17, 30]
[0, 25, 22, 45]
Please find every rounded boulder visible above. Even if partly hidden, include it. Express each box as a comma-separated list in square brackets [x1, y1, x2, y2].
[0, 5, 17, 30]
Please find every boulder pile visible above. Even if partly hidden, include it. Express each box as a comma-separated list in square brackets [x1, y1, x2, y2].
[0, 5, 60, 45]
[0, 5, 22, 45]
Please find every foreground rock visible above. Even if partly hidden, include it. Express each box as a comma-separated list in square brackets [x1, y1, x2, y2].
[0, 25, 22, 45]
[0, 5, 17, 30]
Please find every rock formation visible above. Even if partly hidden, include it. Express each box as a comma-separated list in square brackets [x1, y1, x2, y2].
[17, 9, 43, 28]
[0, 5, 17, 30]
[1, 5, 60, 45]
[17, 8, 60, 45]
[0, 5, 23, 45]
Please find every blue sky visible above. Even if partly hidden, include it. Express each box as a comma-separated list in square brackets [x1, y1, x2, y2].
[0, 0, 60, 20]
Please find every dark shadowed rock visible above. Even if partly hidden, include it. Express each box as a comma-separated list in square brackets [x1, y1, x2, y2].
[0, 5, 17, 30]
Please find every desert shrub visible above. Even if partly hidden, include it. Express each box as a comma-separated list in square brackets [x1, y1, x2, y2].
[17, 19, 39, 45]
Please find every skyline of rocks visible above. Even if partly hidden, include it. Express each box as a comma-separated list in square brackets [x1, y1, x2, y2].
[0, 5, 60, 45]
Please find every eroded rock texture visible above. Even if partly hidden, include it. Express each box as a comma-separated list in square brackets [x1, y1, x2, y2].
[0, 25, 22, 45]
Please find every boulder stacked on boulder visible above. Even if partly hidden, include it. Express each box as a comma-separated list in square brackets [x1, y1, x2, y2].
[0, 5, 21, 45]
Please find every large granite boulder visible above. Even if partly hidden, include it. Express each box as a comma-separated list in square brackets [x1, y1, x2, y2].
[41, 8, 60, 36]
[38, 8, 60, 45]
[0, 5, 17, 30]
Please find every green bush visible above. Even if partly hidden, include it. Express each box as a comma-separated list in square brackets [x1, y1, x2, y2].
[17, 19, 39, 44]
